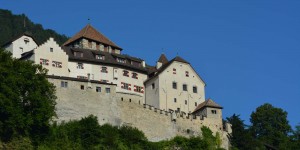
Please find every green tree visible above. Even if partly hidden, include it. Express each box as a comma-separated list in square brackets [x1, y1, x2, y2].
[0, 50, 56, 142]
[227, 114, 262, 150]
[250, 103, 291, 148]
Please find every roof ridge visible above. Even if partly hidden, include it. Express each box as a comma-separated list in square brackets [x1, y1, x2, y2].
[83, 24, 90, 37]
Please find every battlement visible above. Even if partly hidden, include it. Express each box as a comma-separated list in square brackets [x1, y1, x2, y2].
[48, 77, 230, 149]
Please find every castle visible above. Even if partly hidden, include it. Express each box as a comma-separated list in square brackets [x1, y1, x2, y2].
[3, 24, 231, 149]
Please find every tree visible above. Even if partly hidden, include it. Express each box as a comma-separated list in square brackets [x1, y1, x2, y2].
[250, 103, 291, 148]
[226, 114, 262, 150]
[0, 50, 56, 142]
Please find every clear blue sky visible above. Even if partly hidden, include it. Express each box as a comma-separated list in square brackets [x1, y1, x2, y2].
[1, 0, 299, 128]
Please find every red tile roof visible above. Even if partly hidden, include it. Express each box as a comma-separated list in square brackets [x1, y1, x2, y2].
[192, 99, 223, 114]
[63, 24, 122, 50]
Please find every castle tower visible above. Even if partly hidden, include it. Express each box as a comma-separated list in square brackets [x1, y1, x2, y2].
[63, 24, 122, 54]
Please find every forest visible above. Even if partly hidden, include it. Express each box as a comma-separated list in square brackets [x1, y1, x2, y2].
[0, 9, 68, 46]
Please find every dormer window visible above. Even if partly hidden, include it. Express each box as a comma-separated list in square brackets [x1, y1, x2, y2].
[116, 57, 126, 63]
[131, 61, 141, 67]
[74, 51, 83, 58]
[24, 38, 29, 44]
[95, 54, 105, 60]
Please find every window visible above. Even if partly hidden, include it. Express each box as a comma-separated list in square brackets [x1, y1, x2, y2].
[116, 57, 126, 63]
[61, 81, 68, 88]
[77, 76, 87, 79]
[183, 84, 187, 91]
[195, 102, 197, 106]
[50, 48, 53, 52]
[193, 86, 197, 93]
[211, 110, 217, 114]
[80, 85, 84, 90]
[40, 58, 49, 65]
[52, 61, 62, 68]
[121, 82, 131, 90]
[20, 47, 23, 52]
[131, 61, 141, 67]
[74, 51, 83, 57]
[95, 54, 105, 60]
[185, 100, 187, 105]
[24, 38, 29, 44]
[88, 40, 92, 48]
[174, 98, 177, 103]
[134, 85, 144, 93]
[123, 70, 129, 77]
[132, 73, 138, 79]
[185, 71, 189, 77]
[96, 87, 101, 92]
[101, 66, 108, 73]
[151, 83, 155, 89]
[172, 82, 177, 89]
[173, 68, 176, 74]
[105, 88, 111, 93]
[77, 63, 84, 69]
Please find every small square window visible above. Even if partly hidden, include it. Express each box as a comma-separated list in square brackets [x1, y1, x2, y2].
[211, 110, 217, 114]
[151, 83, 155, 89]
[183, 84, 187, 91]
[50, 48, 53, 52]
[96, 87, 101, 92]
[77, 63, 84, 69]
[80, 85, 84, 90]
[173, 68, 176, 74]
[193, 86, 197, 93]
[61, 81, 68, 88]
[132, 72, 138, 79]
[101, 66, 108, 73]
[172, 82, 177, 89]
[123, 70, 129, 77]
[106, 88, 111, 93]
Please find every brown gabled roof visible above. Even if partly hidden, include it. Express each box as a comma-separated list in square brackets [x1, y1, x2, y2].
[63, 24, 122, 50]
[145, 56, 203, 83]
[62, 46, 147, 74]
[157, 54, 168, 65]
[193, 99, 223, 114]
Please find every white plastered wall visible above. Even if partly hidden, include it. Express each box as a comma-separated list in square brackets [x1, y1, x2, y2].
[6, 35, 38, 59]
[68, 61, 147, 101]
[158, 61, 205, 113]
[32, 38, 69, 77]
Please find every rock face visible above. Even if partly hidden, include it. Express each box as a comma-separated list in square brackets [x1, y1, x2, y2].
[49, 78, 231, 149]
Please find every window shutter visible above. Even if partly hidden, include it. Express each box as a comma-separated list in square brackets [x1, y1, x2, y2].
[128, 84, 131, 90]
[141, 87, 144, 93]
[121, 82, 124, 88]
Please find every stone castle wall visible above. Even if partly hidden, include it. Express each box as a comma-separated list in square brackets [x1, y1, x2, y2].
[49, 78, 230, 149]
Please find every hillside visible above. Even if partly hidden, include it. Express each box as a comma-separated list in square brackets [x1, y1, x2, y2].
[0, 9, 68, 46]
